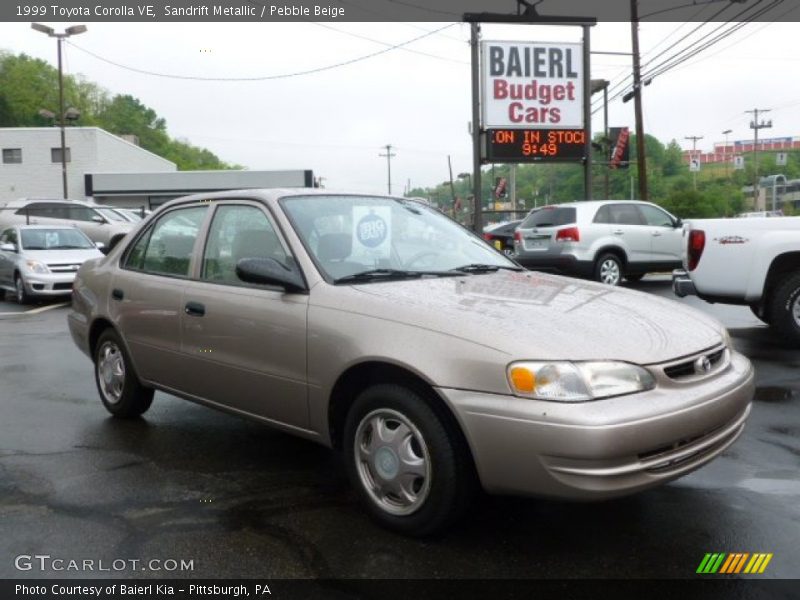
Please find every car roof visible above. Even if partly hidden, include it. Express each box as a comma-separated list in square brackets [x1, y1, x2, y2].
[0, 197, 92, 207]
[157, 187, 416, 212]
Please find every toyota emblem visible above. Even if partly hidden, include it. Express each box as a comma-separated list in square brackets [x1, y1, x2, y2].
[694, 356, 712, 374]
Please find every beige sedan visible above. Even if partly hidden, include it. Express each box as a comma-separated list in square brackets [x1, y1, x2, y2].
[68, 189, 754, 535]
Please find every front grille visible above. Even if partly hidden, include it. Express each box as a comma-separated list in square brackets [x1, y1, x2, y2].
[664, 347, 725, 380]
[48, 263, 81, 273]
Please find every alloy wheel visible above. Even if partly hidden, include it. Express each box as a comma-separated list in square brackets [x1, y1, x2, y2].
[97, 341, 126, 404]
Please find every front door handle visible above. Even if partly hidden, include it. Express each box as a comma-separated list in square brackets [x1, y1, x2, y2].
[111, 288, 124, 301]
[613, 229, 624, 235]
[184, 301, 205, 317]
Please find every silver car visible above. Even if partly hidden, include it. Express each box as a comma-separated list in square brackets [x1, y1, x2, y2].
[68, 190, 753, 535]
[0, 225, 104, 303]
[0, 198, 134, 251]
[514, 200, 684, 285]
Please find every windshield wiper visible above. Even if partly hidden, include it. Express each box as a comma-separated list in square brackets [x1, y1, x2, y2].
[334, 268, 460, 284]
[51, 245, 88, 249]
[451, 263, 523, 274]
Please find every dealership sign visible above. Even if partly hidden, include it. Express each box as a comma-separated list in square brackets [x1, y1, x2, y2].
[481, 41, 583, 129]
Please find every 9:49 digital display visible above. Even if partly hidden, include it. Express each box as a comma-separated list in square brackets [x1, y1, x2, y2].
[485, 128, 586, 163]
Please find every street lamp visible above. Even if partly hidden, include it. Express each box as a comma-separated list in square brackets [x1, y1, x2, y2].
[31, 22, 87, 200]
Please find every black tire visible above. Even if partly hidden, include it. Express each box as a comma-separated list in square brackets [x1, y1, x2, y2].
[767, 271, 800, 345]
[14, 273, 30, 304]
[93, 329, 154, 418]
[625, 273, 645, 283]
[750, 304, 770, 325]
[343, 383, 476, 536]
[594, 253, 623, 286]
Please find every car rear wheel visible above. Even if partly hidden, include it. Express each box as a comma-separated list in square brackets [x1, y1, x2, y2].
[343, 384, 474, 536]
[15, 274, 30, 304]
[94, 329, 154, 418]
[595, 253, 623, 286]
[767, 271, 800, 345]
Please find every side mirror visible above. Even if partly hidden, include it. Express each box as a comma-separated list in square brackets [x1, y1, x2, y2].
[673, 218, 683, 228]
[91, 215, 106, 224]
[0, 242, 16, 252]
[235, 257, 306, 293]
[95, 242, 105, 250]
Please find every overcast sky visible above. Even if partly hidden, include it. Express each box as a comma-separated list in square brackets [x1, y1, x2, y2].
[1, 17, 799, 194]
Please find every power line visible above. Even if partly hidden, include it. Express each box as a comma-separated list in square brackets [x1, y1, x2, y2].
[66, 23, 458, 82]
[309, 22, 468, 64]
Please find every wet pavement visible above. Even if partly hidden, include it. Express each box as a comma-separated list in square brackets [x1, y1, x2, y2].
[0, 277, 798, 580]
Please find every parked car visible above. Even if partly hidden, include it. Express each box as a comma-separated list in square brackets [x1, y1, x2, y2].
[0, 198, 134, 251]
[673, 216, 800, 345]
[114, 208, 150, 222]
[513, 200, 683, 285]
[69, 189, 753, 535]
[0, 225, 103, 303]
[483, 219, 522, 255]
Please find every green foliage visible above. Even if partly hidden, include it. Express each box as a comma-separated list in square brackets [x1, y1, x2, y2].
[0, 51, 235, 170]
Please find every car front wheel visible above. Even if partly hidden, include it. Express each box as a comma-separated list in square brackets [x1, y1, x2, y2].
[767, 271, 800, 345]
[15, 274, 30, 304]
[94, 329, 154, 418]
[595, 253, 623, 286]
[343, 384, 474, 536]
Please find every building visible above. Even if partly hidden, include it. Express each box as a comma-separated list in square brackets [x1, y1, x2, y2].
[1, 127, 316, 208]
[682, 136, 800, 164]
[0, 126, 176, 201]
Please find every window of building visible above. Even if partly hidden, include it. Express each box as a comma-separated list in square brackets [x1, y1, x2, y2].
[2, 148, 22, 164]
[51, 147, 71, 163]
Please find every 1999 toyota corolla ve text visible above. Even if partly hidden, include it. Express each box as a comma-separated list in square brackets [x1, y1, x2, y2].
[68, 189, 754, 535]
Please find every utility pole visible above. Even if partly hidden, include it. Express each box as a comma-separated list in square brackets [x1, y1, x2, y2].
[379, 144, 395, 195]
[745, 108, 771, 209]
[685, 135, 703, 190]
[630, 0, 648, 200]
[722, 129, 732, 177]
[447, 155, 457, 216]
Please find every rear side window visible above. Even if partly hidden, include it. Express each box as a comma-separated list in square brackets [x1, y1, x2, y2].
[593, 205, 611, 223]
[608, 204, 645, 226]
[521, 207, 576, 228]
[123, 206, 208, 277]
[15, 202, 69, 219]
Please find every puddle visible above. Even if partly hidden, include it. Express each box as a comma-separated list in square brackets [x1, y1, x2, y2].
[753, 386, 799, 403]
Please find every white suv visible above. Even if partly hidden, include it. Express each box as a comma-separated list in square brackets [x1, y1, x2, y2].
[0, 198, 134, 251]
[513, 200, 683, 285]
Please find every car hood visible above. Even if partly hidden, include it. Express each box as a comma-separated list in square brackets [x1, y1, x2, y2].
[22, 248, 104, 264]
[343, 270, 724, 364]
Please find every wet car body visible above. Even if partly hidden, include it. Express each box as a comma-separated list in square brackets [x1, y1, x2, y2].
[68, 189, 754, 535]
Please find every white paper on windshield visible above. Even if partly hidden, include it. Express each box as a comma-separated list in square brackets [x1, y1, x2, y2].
[351, 206, 391, 261]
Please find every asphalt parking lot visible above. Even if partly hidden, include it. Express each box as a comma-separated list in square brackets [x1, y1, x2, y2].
[0, 276, 798, 582]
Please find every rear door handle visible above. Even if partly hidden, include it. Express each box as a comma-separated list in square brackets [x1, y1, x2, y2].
[652, 231, 663, 237]
[613, 229, 624, 235]
[184, 301, 205, 317]
[111, 288, 124, 301]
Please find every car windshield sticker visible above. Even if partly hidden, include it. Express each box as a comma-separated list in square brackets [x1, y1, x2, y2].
[352, 206, 391, 260]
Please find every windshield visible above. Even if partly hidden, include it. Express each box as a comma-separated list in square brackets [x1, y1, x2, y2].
[96, 208, 126, 222]
[20, 228, 95, 250]
[281, 195, 518, 281]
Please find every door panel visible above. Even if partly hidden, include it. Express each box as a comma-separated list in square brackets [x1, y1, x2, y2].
[178, 202, 309, 427]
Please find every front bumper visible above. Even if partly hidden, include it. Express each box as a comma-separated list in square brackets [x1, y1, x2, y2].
[21, 272, 76, 296]
[672, 268, 697, 298]
[436, 351, 754, 500]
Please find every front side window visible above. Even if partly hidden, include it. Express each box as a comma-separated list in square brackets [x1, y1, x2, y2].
[2, 148, 22, 164]
[202, 204, 289, 284]
[124, 206, 208, 277]
[639, 204, 675, 227]
[0, 228, 16, 246]
[282, 195, 517, 281]
[67, 206, 98, 222]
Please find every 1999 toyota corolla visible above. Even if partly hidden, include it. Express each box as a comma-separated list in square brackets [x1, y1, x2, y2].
[68, 190, 754, 535]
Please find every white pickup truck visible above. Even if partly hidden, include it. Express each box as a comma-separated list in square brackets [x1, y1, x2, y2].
[672, 217, 800, 345]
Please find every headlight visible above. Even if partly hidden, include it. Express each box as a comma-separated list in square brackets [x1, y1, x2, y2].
[507, 361, 655, 402]
[24, 260, 49, 274]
